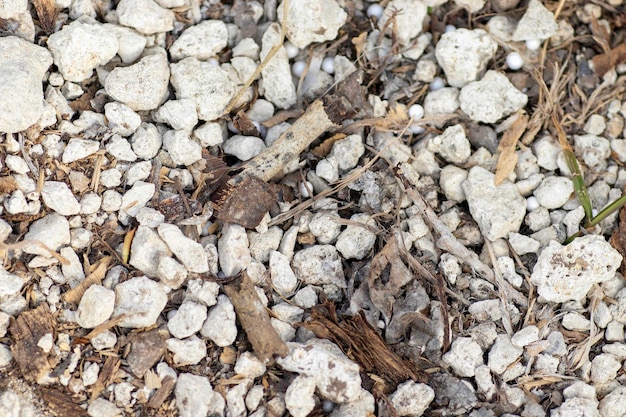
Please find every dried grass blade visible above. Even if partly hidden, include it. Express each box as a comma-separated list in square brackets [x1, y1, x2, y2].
[494, 112, 528, 185]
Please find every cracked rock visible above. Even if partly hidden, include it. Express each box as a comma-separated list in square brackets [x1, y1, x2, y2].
[460, 70, 528, 123]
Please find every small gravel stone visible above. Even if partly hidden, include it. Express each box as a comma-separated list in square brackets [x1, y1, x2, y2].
[129, 226, 170, 277]
[117, 0, 174, 34]
[105, 52, 170, 111]
[378, 0, 427, 46]
[259, 23, 297, 109]
[170, 57, 235, 121]
[106, 135, 137, 162]
[277, 339, 361, 403]
[278, 0, 348, 48]
[47, 21, 118, 83]
[104, 102, 141, 136]
[40, 181, 80, 216]
[423, 87, 460, 117]
[218, 224, 252, 277]
[512, 0, 558, 41]
[488, 334, 523, 375]
[390, 380, 435, 417]
[112, 276, 168, 328]
[158, 223, 209, 273]
[533, 176, 574, 209]
[153, 99, 198, 131]
[293, 245, 345, 287]
[591, 354, 621, 384]
[269, 251, 298, 295]
[234, 352, 266, 379]
[462, 166, 526, 241]
[103, 24, 146, 64]
[428, 125, 471, 164]
[285, 375, 316, 417]
[80, 192, 102, 214]
[87, 398, 121, 417]
[335, 213, 376, 260]
[574, 134, 611, 172]
[201, 294, 237, 347]
[530, 235, 622, 303]
[328, 134, 365, 171]
[167, 335, 207, 366]
[131, 123, 162, 160]
[120, 181, 155, 218]
[193, 122, 224, 147]
[23, 214, 70, 256]
[562, 312, 590, 331]
[167, 300, 207, 339]
[460, 71, 529, 123]
[170, 20, 228, 60]
[435, 29, 497, 88]
[507, 232, 540, 255]
[600, 386, 626, 417]
[442, 337, 484, 377]
[76, 285, 115, 329]
[223, 135, 266, 161]
[156, 256, 187, 289]
[175, 373, 224, 417]
[511, 325, 539, 347]
[605, 321, 624, 342]
[101, 190, 123, 212]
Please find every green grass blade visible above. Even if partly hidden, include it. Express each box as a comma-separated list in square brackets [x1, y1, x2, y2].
[563, 148, 593, 221]
[587, 193, 626, 228]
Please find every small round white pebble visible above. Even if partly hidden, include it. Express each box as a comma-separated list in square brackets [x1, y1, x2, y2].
[207, 57, 219, 66]
[299, 181, 314, 198]
[506, 52, 524, 71]
[526, 39, 542, 51]
[284, 41, 299, 59]
[409, 125, 425, 135]
[321, 57, 335, 74]
[366, 3, 384, 18]
[444, 25, 456, 33]
[430, 77, 445, 91]
[408, 104, 425, 120]
[292, 60, 306, 77]
[526, 196, 540, 211]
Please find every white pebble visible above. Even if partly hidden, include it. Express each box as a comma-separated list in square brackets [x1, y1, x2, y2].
[525, 39, 541, 50]
[321, 57, 335, 74]
[299, 181, 314, 198]
[430, 76, 445, 91]
[444, 25, 456, 33]
[292, 61, 306, 77]
[409, 125, 425, 134]
[408, 104, 425, 120]
[207, 57, 219, 66]
[366, 3, 384, 18]
[526, 196, 540, 211]
[506, 52, 524, 70]
[284, 41, 299, 59]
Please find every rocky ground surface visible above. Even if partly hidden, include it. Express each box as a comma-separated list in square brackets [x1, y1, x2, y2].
[2, 0, 626, 416]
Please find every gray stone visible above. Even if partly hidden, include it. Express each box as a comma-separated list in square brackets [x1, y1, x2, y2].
[218, 224, 251, 277]
[129, 226, 170, 277]
[293, 245, 345, 287]
[512, 0, 558, 41]
[462, 166, 526, 241]
[175, 373, 225, 417]
[488, 334, 523, 374]
[428, 125, 471, 164]
[442, 337, 484, 377]
[390, 380, 435, 417]
[335, 213, 376, 260]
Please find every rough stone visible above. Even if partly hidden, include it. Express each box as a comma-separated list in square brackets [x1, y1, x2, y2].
[442, 337, 484, 377]
[278, 0, 348, 48]
[41, 181, 81, 216]
[259, 23, 297, 109]
[117, 0, 175, 35]
[512, 0, 558, 41]
[23, 214, 70, 257]
[129, 226, 171, 277]
[292, 245, 345, 287]
[112, 276, 168, 328]
[76, 285, 115, 329]
[157, 223, 209, 273]
[201, 295, 237, 347]
[378, 0, 427, 46]
[170, 20, 228, 60]
[460, 71, 528, 123]
[390, 380, 435, 417]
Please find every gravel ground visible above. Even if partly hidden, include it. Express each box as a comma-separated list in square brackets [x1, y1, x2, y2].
[2, 0, 626, 416]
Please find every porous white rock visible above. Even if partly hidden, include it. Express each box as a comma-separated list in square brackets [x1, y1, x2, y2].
[23, 214, 70, 256]
[40, 181, 81, 216]
[193, 122, 225, 147]
[112, 276, 168, 328]
[335, 213, 377, 260]
[508, 232, 541, 255]
[511, 325, 539, 347]
[168, 300, 207, 339]
[285, 375, 316, 417]
[167, 335, 207, 366]
[170, 57, 235, 121]
[428, 125, 471, 164]
[292, 245, 345, 287]
[440, 165, 468, 202]
[269, 251, 298, 295]
[104, 24, 146, 64]
[378, 0, 427, 46]
[101, 190, 123, 212]
[442, 337, 484, 377]
[435, 29, 497, 88]
[170, 20, 228, 60]
[0, 268, 24, 311]
[131, 123, 162, 160]
[389, 380, 435, 417]
[0, 37, 52, 133]
[106, 135, 137, 162]
[460, 71, 528, 123]
[574, 134, 611, 172]
[488, 334, 523, 374]
[80, 192, 102, 214]
[62, 138, 100, 163]
[562, 312, 590, 331]
[534, 136, 561, 170]
[590, 353, 621, 384]
[105, 52, 170, 111]
[201, 294, 237, 347]
[260, 23, 297, 109]
[117, 0, 175, 34]
[309, 211, 341, 244]
[76, 285, 115, 329]
[512, 0, 558, 42]
[223, 135, 266, 161]
[129, 226, 171, 277]
[234, 352, 266, 379]
[48, 21, 117, 83]
[277, 338, 361, 403]
[175, 373, 225, 417]
[530, 235, 622, 303]
[87, 398, 121, 417]
[156, 256, 187, 289]
[60, 247, 85, 286]
[218, 224, 252, 277]
[462, 166, 526, 241]
[328, 134, 365, 171]
[423, 87, 460, 116]
[600, 386, 626, 417]
[158, 223, 209, 273]
[120, 181, 155, 218]
[104, 102, 141, 136]
[278, 0, 348, 48]
[153, 99, 198, 132]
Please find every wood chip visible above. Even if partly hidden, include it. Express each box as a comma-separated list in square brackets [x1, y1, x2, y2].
[10, 303, 57, 383]
[494, 112, 528, 185]
[39, 387, 89, 417]
[90, 356, 121, 400]
[147, 376, 176, 409]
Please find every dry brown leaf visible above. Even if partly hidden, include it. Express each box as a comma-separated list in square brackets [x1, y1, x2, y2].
[63, 256, 111, 304]
[311, 133, 347, 157]
[494, 112, 529, 185]
[592, 43, 626, 77]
